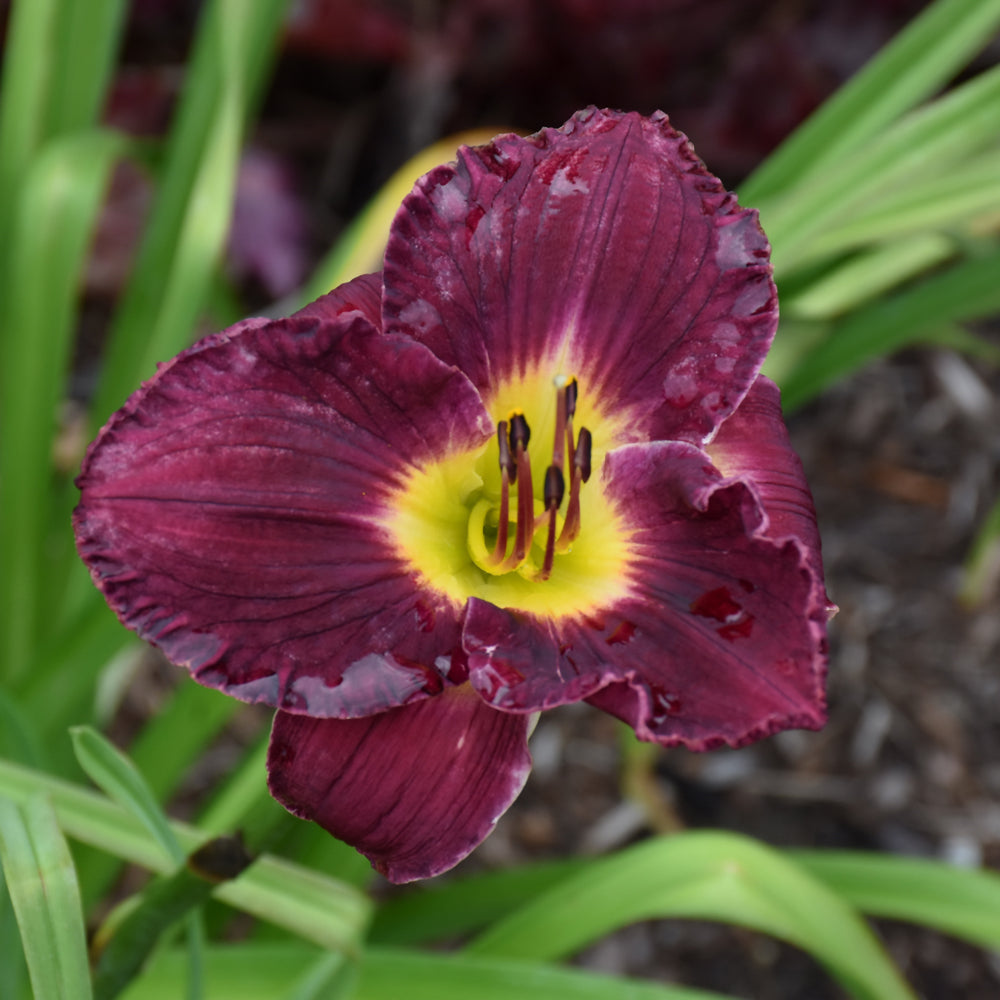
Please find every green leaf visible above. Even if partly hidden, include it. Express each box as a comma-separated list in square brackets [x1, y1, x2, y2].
[742, 0, 1000, 202]
[785, 149, 1000, 268]
[0, 795, 93, 1000]
[370, 858, 585, 946]
[71, 725, 185, 864]
[779, 245, 1000, 409]
[467, 832, 916, 1000]
[120, 944, 736, 1000]
[764, 62, 1000, 276]
[0, 129, 127, 686]
[780, 235, 956, 321]
[90, 0, 288, 430]
[795, 850, 1000, 952]
[0, 757, 372, 955]
[44, 0, 129, 137]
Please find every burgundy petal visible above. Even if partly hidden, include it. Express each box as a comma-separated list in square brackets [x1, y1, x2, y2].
[74, 313, 492, 717]
[267, 684, 532, 882]
[707, 375, 834, 614]
[383, 107, 776, 445]
[464, 441, 827, 749]
[291, 270, 383, 329]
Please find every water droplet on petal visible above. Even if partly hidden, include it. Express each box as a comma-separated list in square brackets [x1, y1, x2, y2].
[651, 690, 683, 725]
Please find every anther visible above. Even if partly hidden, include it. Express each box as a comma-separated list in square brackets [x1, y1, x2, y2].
[575, 427, 592, 482]
[537, 464, 565, 581]
[556, 425, 591, 552]
[543, 464, 565, 511]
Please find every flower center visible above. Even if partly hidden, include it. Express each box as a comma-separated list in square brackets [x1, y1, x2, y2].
[468, 377, 592, 582]
[384, 372, 633, 619]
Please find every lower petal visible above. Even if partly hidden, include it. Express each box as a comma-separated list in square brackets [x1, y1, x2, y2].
[267, 685, 532, 882]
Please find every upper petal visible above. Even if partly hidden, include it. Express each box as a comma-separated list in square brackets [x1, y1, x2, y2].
[465, 441, 827, 749]
[383, 107, 776, 445]
[74, 311, 492, 717]
[267, 684, 532, 882]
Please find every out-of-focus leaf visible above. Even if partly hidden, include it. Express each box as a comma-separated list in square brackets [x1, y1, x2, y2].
[0, 796, 92, 1000]
[0, 757, 372, 955]
[778, 246, 1000, 409]
[742, 0, 1000, 202]
[120, 944, 735, 1000]
[0, 130, 127, 687]
[794, 851, 1000, 953]
[468, 832, 915, 1000]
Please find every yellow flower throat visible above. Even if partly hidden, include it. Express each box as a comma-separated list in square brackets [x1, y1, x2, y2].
[385, 371, 634, 619]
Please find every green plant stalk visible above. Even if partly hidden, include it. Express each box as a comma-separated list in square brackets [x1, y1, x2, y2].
[91, 836, 252, 1000]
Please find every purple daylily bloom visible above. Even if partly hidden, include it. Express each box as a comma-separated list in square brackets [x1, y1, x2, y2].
[75, 108, 831, 883]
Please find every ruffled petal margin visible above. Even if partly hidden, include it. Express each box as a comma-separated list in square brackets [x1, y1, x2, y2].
[74, 313, 492, 718]
[383, 106, 776, 446]
[707, 375, 835, 616]
[267, 684, 532, 882]
[464, 441, 827, 749]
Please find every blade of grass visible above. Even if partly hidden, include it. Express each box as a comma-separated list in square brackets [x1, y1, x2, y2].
[468, 832, 916, 1000]
[0, 130, 128, 686]
[119, 944, 736, 1000]
[783, 150, 1000, 268]
[90, 0, 288, 430]
[0, 757, 372, 954]
[794, 851, 1000, 954]
[741, 0, 1000, 202]
[0, 795, 93, 1000]
[0, 0, 58, 244]
[780, 235, 955, 321]
[71, 725, 185, 862]
[369, 858, 586, 946]
[779, 245, 1000, 409]
[44, 0, 129, 137]
[764, 62, 1000, 275]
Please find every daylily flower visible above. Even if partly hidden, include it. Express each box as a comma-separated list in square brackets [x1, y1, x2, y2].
[75, 108, 831, 883]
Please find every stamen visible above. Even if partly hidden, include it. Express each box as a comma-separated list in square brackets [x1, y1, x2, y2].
[535, 464, 565, 580]
[499, 414, 535, 571]
[556, 426, 591, 551]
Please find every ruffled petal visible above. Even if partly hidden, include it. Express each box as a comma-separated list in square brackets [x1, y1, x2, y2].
[74, 313, 493, 717]
[291, 271, 383, 329]
[708, 375, 834, 614]
[383, 107, 776, 445]
[267, 684, 532, 882]
[464, 441, 827, 748]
